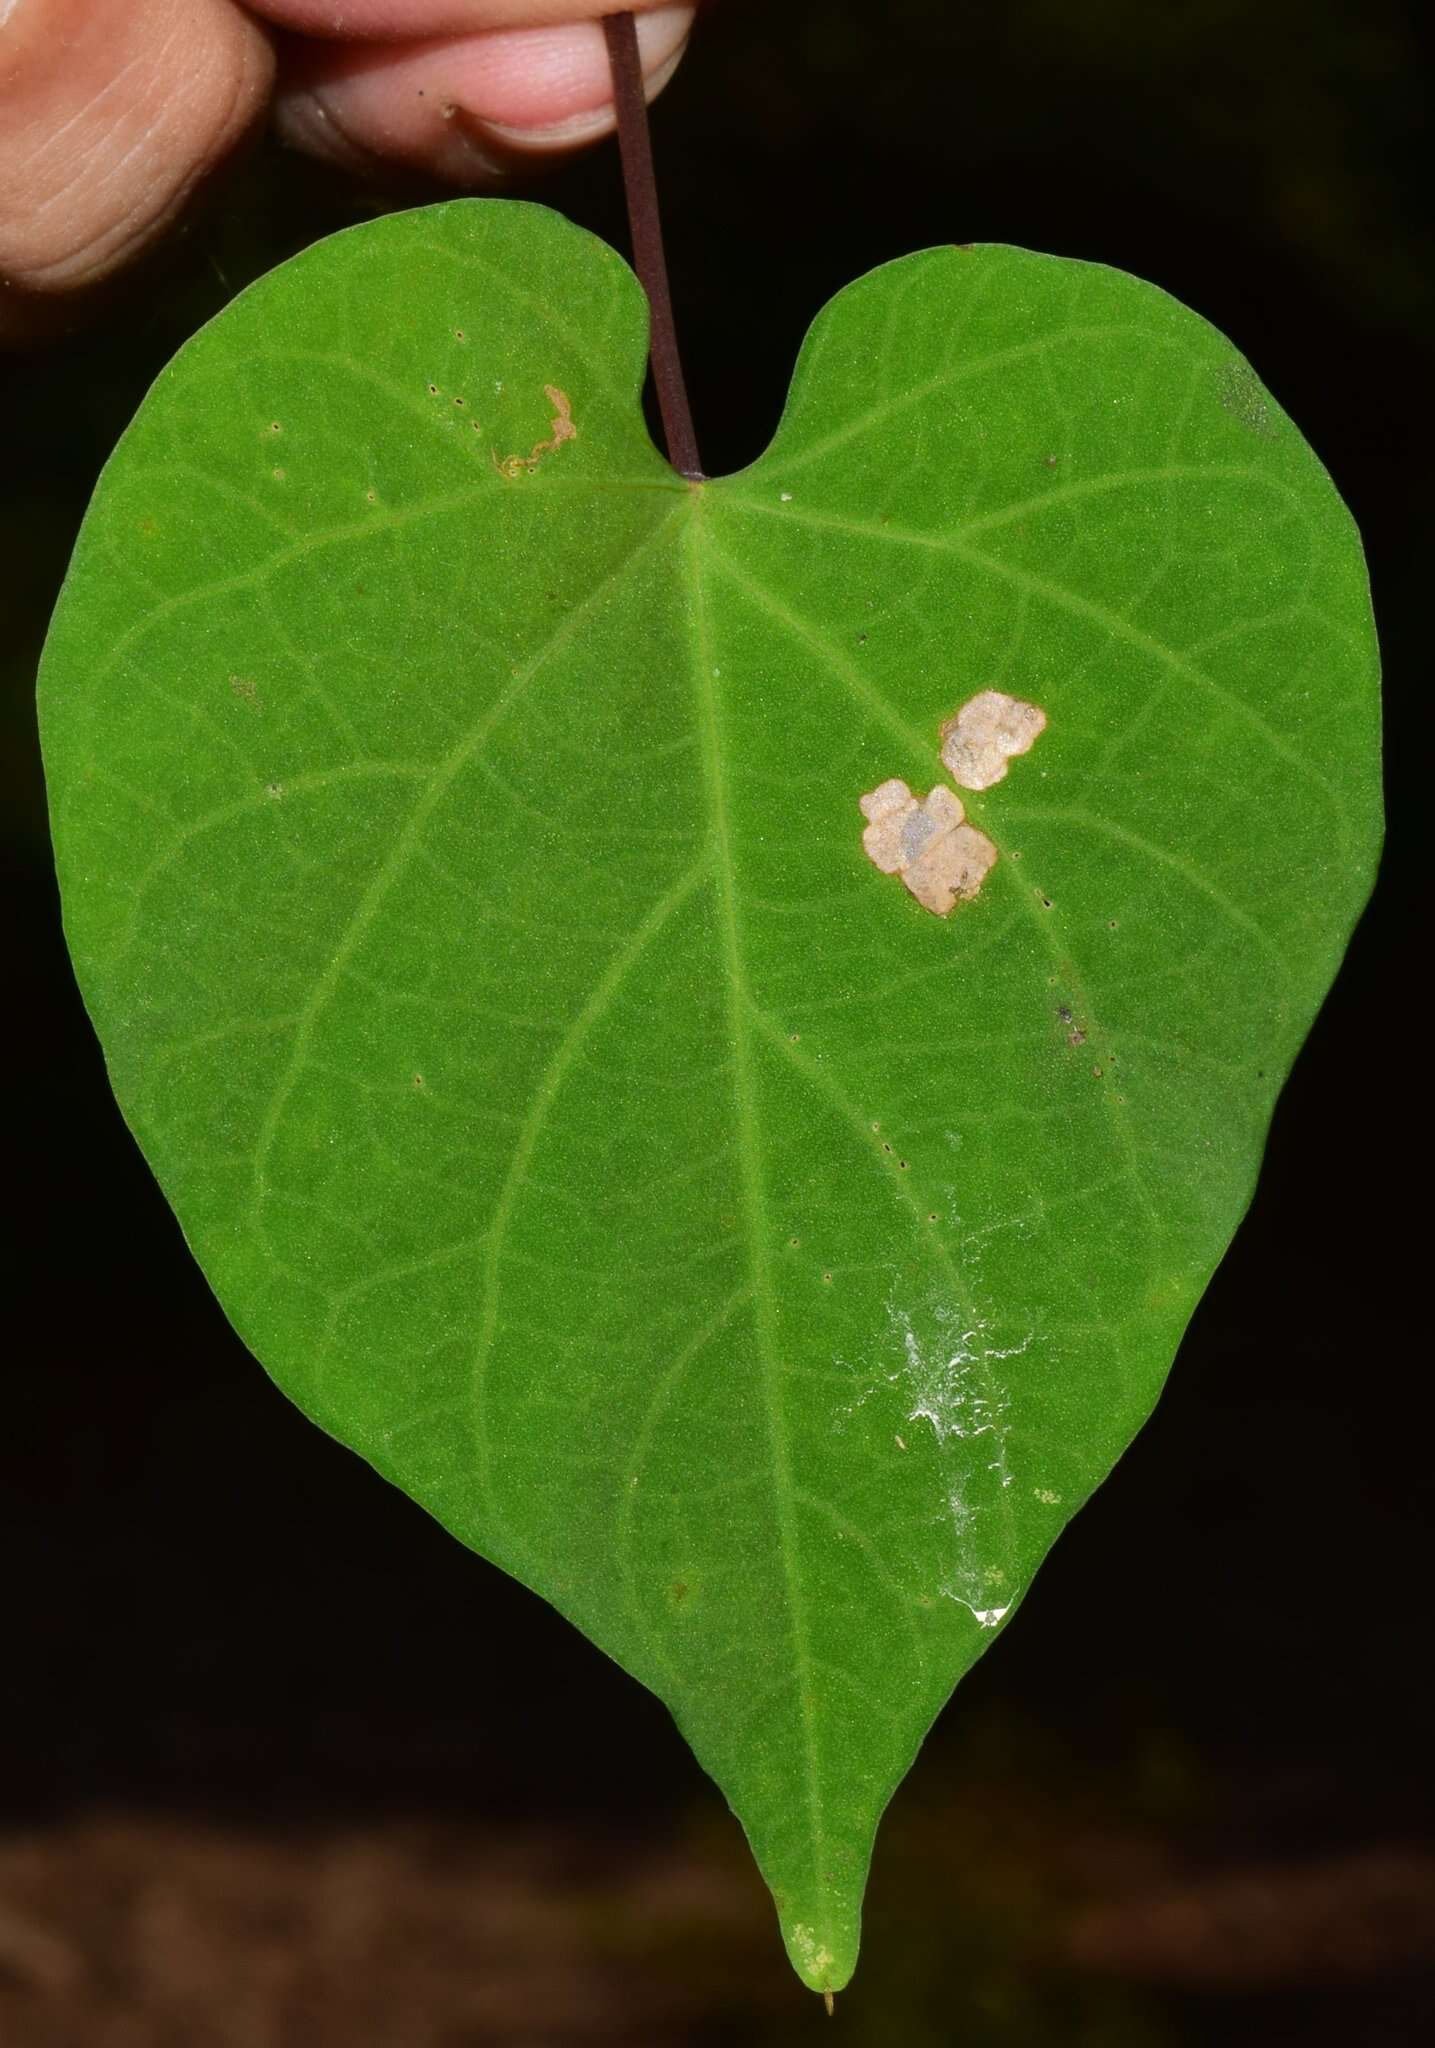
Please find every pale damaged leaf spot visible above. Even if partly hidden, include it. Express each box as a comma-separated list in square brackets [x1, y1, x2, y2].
[789, 1923, 837, 1991]
[1218, 357, 1276, 437]
[492, 384, 576, 479]
[859, 778, 997, 916]
[939, 689, 1047, 792]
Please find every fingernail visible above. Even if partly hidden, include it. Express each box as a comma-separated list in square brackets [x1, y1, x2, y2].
[633, 4, 698, 73]
[484, 6, 694, 147]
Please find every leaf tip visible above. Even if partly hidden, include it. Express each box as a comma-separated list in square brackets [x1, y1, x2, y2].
[783, 1918, 855, 1999]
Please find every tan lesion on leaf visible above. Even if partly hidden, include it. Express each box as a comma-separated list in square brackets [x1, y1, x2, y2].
[859, 778, 997, 916]
[859, 690, 1047, 915]
[491, 384, 577, 479]
[940, 689, 1047, 791]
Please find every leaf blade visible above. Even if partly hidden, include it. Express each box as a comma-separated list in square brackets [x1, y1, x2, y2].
[39, 210, 1380, 1995]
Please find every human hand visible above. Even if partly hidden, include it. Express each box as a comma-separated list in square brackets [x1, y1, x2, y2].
[0, 1, 696, 341]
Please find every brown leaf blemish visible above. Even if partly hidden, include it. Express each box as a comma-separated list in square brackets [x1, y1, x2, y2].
[939, 690, 1047, 792]
[859, 778, 998, 916]
[492, 385, 577, 479]
[1057, 1001, 1087, 1046]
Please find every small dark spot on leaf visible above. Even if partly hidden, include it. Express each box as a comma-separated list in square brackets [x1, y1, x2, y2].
[265, 782, 283, 800]
[1068, 1028, 1087, 1048]
[453, 395, 465, 407]
[788, 1032, 800, 1043]
[1057, 1004, 1072, 1023]
[898, 1159, 909, 1171]
[882, 1142, 893, 1154]
[268, 422, 282, 436]
[427, 383, 439, 396]
[822, 1272, 833, 1286]
[1107, 919, 1118, 930]
[455, 328, 466, 341]
[857, 632, 868, 644]
[926, 1212, 937, 1223]
[412, 1074, 425, 1089]
[271, 467, 285, 482]
[1040, 895, 1053, 909]
[364, 489, 377, 504]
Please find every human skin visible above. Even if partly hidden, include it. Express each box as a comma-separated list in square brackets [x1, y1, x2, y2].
[0, 0, 695, 341]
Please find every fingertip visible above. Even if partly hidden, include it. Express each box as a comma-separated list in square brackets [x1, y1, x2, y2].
[274, 6, 694, 187]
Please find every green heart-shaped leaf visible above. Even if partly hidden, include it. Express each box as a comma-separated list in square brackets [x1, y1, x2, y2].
[38, 201, 1379, 1993]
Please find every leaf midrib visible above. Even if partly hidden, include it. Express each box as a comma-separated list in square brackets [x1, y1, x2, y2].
[684, 503, 830, 1927]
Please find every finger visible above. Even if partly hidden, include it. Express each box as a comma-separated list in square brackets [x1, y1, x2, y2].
[273, 6, 694, 185]
[0, 0, 273, 335]
[250, 1, 686, 37]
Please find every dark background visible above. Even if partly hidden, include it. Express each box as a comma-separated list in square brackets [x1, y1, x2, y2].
[3, 1, 1428, 2041]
